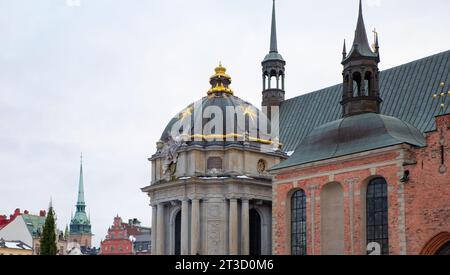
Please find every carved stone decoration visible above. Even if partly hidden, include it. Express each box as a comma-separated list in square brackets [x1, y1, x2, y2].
[257, 159, 267, 174]
[207, 222, 221, 255]
[160, 136, 182, 180]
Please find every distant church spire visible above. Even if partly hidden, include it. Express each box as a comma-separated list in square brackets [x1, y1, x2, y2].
[341, 0, 382, 117]
[70, 153, 92, 239]
[77, 153, 85, 207]
[262, 0, 286, 117]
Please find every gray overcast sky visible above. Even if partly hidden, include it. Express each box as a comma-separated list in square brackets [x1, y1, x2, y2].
[0, 0, 449, 246]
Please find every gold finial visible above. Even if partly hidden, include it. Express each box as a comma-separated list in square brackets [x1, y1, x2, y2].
[208, 62, 233, 95]
[214, 62, 227, 76]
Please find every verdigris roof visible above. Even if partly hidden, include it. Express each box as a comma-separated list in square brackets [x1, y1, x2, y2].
[273, 113, 426, 170]
[280, 50, 450, 152]
[22, 214, 46, 237]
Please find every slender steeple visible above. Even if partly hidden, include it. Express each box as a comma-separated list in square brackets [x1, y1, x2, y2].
[342, 39, 347, 60]
[343, 0, 379, 63]
[354, 0, 370, 51]
[77, 153, 85, 209]
[341, 0, 382, 117]
[70, 153, 91, 238]
[262, 0, 286, 116]
[270, 0, 278, 53]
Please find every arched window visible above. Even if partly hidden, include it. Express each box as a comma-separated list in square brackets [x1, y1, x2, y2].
[249, 209, 262, 255]
[366, 178, 389, 255]
[291, 189, 307, 255]
[352, 72, 362, 97]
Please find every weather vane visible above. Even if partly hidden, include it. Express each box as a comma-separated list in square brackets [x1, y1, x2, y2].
[433, 82, 450, 114]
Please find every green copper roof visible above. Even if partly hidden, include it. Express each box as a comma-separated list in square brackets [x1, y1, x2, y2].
[77, 159, 85, 206]
[279, 50, 450, 152]
[70, 157, 91, 234]
[22, 214, 46, 237]
[273, 113, 426, 170]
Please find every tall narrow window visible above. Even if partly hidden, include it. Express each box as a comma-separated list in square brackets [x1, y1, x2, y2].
[366, 178, 389, 255]
[291, 189, 307, 255]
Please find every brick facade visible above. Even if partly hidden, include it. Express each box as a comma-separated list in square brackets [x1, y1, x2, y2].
[100, 216, 133, 255]
[272, 114, 450, 255]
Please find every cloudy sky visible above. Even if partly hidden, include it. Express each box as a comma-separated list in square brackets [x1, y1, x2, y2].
[0, 0, 449, 246]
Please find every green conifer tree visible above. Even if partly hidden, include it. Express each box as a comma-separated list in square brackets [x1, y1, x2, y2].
[40, 206, 57, 255]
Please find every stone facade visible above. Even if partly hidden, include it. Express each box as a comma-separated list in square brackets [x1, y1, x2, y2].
[272, 114, 450, 255]
[143, 144, 284, 255]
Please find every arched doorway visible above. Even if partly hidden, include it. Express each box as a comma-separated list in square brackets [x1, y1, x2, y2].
[421, 232, 450, 255]
[249, 209, 262, 255]
[174, 211, 181, 255]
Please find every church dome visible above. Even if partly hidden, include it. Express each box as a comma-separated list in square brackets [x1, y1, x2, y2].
[158, 64, 277, 148]
[273, 113, 426, 169]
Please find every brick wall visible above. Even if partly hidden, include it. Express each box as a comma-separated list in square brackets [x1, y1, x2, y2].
[272, 114, 450, 255]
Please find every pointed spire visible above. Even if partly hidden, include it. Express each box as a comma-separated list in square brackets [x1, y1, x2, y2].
[77, 153, 85, 206]
[353, 0, 370, 49]
[270, 0, 278, 53]
[342, 39, 347, 60]
[343, 0, 377, 63]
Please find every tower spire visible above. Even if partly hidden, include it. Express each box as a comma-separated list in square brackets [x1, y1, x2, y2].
[340, 0, 382, 117]
[354, 0, 370, 48]
[270, 0, 278, 53]
[261, 0, 286, 114]
[77, 153, 85, 206]
[343, 0, 378, 63]
[342, 39, 347, 60]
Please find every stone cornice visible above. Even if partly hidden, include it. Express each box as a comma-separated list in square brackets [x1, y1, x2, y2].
[148, 143, 287, 162]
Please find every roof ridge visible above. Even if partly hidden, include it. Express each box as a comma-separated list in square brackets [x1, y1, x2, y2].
[287, 50, 450, 102]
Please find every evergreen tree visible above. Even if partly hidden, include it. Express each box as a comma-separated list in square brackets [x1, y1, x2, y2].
[40, 206, 57, 255]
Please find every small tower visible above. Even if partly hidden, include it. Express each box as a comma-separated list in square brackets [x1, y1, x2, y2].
[341, 0, 382, 117]
[262, 0, 286, 117]
[69, 154, 92, 248]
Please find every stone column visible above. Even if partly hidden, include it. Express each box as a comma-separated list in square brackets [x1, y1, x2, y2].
[151, 204, 157, 255]
[156, 203, 165, 255]
[229, 198, 238, 255]
[241, 198, 250, 255]
[191, 198, 200, 255]
[181, 199, 189, 255]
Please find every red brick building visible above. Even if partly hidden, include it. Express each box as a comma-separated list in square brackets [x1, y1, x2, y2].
[100, 216, 133, 255]
[270, 2, 449, 255]
[100, 216, 151, 255]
